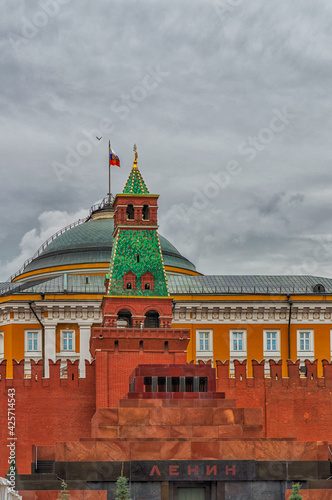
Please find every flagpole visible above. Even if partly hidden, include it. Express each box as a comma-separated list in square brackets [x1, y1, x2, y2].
[108, 140, 111, 203]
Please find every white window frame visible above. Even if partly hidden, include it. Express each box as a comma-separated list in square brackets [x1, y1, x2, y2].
[196, 329, 213, 362]
[263, 330, 281, 358]
[229, 330, 247, 376]
[230, 330, 247, 357]
[263, 329, 281, 376]
[297, 329, 314, 358]
[24, 330, 42, 357]
[59, 330, 76, 355]
[0, 331, 4, 359]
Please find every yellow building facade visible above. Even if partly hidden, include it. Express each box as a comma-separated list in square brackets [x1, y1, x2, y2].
[1, 190, 332, 379]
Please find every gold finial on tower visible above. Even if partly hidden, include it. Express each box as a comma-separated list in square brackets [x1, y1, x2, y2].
[133, 144, 138, 167]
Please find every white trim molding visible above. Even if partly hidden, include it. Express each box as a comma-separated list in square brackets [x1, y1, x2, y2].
[229, 329, 247, 375]
[44, 324, 56, 378]
[172, 302, 332, 324]
[297, 329, 314, 359]
[0, 331, 4, 359]
[263, 329, 281, 374]
[60, 329, 76, 354]
[230, 329, 247, 357]
[79, 324, 91, 378]
[263, 329, 281, 357]
[24, 329, 42, 376]
[196, 329, 213, 363]
[24, 329, 42, 358]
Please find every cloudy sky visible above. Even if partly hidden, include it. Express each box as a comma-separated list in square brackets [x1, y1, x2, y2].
[1, 0, 332, 281]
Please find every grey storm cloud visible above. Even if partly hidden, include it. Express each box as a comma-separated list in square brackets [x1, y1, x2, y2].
[1, 0, 332, 281]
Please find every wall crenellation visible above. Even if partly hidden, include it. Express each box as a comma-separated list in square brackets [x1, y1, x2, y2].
[214, 358, 332, 387]
[0, 358, 95, 384]
[1, 357, 332, 387]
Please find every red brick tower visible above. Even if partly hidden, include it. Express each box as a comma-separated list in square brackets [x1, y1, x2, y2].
[90, 151, 190, 407]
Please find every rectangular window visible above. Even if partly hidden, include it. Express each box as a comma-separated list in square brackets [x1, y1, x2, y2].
[24, 330, 41, 357]
[263, 330, 280, 356]
[229, 330, 247, 376]
[266, 332, 277, 351]
[61, 331, 75, 352]
[28, 332, 38, 351]
[299, 332, 310, 351]
[297, 330, 314, 358]
[232, 332, 243, 351]
[199, 332, 210, 351]
[263, 330, 281, 375]
[196, 330, 213, 363]
[230, 330, 246, 354]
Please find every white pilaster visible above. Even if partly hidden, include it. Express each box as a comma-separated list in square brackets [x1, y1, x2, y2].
[44, 324, 56, 378]
[79, 325, 91, 378]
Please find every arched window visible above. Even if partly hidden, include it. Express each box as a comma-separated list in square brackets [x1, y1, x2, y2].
[141, 271, 154, 291]
[126, 204, 134, 220]
[117, 309, 132, 327]
[144, 310, 159, 328]
[142, 204, 150, 220]
[313, 283, 325, 293]
[123, 271, 136, 290]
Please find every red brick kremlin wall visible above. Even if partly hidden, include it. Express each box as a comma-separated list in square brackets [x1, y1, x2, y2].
[0, 359, 96, 476]
[1, 358, 332, 476]
[216, 359, 332, 442]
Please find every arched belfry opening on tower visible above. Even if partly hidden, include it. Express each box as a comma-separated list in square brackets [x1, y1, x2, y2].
[126, 203, 134, 220]
[142, 203, 150, 220]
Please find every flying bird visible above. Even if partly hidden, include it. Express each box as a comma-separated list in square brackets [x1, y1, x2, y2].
[96, 136, 102, 141]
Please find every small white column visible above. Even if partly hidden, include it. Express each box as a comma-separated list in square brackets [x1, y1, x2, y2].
[44, 324, 56, 378]
[79, 325, 91, 378]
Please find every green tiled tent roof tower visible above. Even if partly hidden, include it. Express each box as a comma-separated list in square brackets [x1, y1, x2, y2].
[122, 162, 150, 195]
[106, 155, 169, 298]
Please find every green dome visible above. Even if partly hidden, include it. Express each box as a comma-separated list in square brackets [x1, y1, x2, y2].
[21, 217, 197, 276]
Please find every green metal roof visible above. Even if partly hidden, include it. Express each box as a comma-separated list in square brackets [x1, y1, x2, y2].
[2, 274, 332, 296]
[41, 219, 112, 254]
[167, 274, 332, 294]
[123, 165, 150, 194]
[20, 217, 197, 275]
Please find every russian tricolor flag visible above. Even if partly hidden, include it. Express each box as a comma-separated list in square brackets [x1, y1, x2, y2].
[110, 148, 120, 167]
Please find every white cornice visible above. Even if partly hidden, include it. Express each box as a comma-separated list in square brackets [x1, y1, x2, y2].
[0, 302, 102, 326]
[173, 302, 332, 324]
